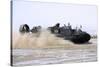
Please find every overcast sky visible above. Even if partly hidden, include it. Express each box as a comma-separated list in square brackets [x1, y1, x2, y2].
[12, 0, 98, 35]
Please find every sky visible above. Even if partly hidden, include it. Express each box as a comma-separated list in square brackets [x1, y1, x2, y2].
[12, 0, 98, 35]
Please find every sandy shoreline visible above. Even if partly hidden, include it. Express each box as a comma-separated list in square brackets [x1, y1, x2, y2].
[12, 39, 97, 66]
